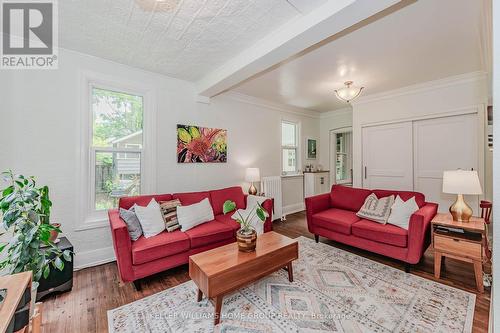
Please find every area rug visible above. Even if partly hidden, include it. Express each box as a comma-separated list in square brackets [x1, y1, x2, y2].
[108, 237, 475, 333]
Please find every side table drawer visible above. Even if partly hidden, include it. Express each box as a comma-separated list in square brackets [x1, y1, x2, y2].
[434, 234, 481, 260]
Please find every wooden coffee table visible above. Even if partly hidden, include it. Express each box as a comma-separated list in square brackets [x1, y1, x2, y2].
[189, 231, 299, 325]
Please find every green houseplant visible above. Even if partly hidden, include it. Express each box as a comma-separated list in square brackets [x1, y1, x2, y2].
[223, 200, 268, 252]
[0, 170, 71, 290]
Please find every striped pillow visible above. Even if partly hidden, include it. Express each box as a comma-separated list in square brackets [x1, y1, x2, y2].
[159, 199, 182, 232]
[356, 193, 395, 224]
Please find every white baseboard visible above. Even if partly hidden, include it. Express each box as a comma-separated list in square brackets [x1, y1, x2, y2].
[74, 246, 116, 270]
[282, 202, 305, 216]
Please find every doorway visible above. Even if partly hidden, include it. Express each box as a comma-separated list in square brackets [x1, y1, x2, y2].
[330, 127, 353, 187]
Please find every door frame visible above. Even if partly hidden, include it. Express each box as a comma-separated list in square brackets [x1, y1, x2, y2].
[329, 126, 353, 187]
[359, 105, 486, 197]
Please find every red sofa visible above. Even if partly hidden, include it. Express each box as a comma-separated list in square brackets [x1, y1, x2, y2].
[108, 186, 273, 287]
[305, 185, 438, 271]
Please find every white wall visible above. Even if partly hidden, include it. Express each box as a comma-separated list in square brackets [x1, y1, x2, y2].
[351, 72, 489, 190]
[0, 49, 319, 269]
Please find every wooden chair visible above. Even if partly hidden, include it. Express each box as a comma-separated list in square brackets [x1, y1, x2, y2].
[480, 200, 492, 261]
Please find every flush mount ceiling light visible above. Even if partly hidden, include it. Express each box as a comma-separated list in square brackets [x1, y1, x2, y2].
[136, 0, 180, 12]
[334, 81, 364, 103]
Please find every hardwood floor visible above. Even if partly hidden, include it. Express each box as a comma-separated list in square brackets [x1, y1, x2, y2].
[42, 211, 491, 332]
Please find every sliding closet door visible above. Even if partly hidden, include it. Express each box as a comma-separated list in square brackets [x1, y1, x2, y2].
[362, 122, 413, 190]
[413, 114, 478, 212]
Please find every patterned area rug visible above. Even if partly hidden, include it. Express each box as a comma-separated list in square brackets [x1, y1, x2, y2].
[108, 237, 475, 332]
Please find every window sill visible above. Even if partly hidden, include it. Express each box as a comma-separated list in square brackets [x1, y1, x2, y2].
[74, 217, 109, 231]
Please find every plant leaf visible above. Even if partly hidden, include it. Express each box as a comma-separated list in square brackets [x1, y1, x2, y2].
[42, 265, 50, 279]
[62, 250, 72, 262]
[54, 257, 64, 271]
[256, 207, 266, 221]
[222, 200, 236, 215]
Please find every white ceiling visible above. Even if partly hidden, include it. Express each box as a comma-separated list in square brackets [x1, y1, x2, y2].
[59, 0, 328, 81]
[233, 0, 488, 112]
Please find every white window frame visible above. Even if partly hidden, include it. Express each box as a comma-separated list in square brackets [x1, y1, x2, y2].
[281, 120, 300, 175]
[76, 71, 157, 231]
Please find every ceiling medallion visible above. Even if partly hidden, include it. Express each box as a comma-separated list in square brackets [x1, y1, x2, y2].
[136, 0, 180, 12]
[334, 81, 364, 103]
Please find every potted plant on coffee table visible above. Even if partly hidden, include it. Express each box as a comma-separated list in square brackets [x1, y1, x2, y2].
[0, 170, 71, 309]
[223, 200, 268, 252]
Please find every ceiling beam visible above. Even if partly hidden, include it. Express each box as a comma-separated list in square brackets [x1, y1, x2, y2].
[196, 0, 405, 97]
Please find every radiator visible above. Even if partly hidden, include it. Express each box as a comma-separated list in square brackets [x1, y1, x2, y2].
[261, 176, 283, 221]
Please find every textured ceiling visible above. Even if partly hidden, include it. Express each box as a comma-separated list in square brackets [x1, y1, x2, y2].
[59, 0, 328, 81]
[234, 0, 489, 112]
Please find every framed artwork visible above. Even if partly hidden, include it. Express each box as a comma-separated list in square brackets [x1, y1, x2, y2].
[306, 138, 317, 160]
[177, 124, 227, 163]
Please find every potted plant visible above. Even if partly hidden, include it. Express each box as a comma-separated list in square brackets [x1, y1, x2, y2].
[0, 170, 71, 309]
[223, 200, 268, 252]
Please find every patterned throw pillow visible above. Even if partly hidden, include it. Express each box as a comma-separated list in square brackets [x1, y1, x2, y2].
[356, 193, 395, 224]
[159, 199, 182, 232]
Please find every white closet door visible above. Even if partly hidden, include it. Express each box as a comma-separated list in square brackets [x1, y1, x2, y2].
[362, 122, 413, 190]
[413, 114, 478, 212]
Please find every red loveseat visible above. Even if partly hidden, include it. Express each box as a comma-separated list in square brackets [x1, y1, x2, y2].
[305, 185, 438, 271]
[108, 186, 273, 288]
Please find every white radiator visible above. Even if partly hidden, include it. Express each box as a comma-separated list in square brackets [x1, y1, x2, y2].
[261, 176, 283, 221]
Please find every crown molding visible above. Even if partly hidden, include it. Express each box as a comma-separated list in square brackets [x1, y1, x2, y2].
[352, 71, 488, 106]
[319, 107, 353, 119]
[221, 91, 321, 119]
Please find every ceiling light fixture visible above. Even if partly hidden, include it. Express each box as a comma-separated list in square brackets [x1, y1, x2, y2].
[334, 81, 364, 103]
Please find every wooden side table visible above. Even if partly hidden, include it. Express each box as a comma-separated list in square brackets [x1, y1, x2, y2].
[431, 212, 485, 292]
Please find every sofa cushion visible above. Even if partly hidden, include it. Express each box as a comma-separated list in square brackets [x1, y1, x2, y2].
[210, 186, 246, 215]
[312, 208, 361, 235]
[330, 185, 372, 212]
[131, 230, 190, 265]
[185, 220, 234, 248]
[173, 191, 211, 206]
[215, 214, 240, 233]
[373, 189, 425, 208]
[119, 194, 173, 210]
[352, 219, 408, 247]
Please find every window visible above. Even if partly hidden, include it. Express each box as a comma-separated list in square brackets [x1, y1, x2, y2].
[333, 131, 352, 185]
[281, 121, 298, 174]
[91, 87, 144, 210]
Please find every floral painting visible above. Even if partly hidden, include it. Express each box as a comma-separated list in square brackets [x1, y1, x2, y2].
[177, 124, 227, 163]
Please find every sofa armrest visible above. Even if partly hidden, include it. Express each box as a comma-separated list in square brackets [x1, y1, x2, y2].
[262, 198, 274, 233]
[406, 202, 438, 264]
[305, 193, 331, 233]
[108, 209, 135, 282]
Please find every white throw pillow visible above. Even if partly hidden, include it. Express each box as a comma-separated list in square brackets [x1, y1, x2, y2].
[387, 196, 419, 230]
[177, 198, 215, 232]
[134, 199, 166, 238]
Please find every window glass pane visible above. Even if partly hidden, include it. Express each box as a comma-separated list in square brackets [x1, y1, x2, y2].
[281, 122, 296, 146]
[336, 153, 347, 181]
[95, 151, 141, 210]
[92, 87, 144, 148]
[282, 148, 297, 173]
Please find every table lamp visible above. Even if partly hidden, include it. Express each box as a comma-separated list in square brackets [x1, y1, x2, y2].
[245, 168, 260, 195]
[442, 170, 482, 222]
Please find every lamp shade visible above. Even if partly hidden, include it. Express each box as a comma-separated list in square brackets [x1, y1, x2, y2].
[442, 170, 482, 195]
[245, 168, 260, 182]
